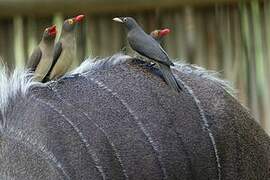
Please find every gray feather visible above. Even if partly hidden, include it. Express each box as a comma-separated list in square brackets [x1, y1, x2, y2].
[44, 42, 62, 81]
[27, 47, 42, 70]
[158, 63, 182, 92]
[51, 42, 63, 70]
[128, 29, 173, 66]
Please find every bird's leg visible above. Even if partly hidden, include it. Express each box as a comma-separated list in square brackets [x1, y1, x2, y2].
[148, 63, 156, 67]
[143, 58, 155, 68]
[120, 46, 128, 55]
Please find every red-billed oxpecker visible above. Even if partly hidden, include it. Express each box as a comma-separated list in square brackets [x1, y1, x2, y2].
[45, 14, 85, 81]
[26, 25, 57, 82]
[150, 28, 171, 43]
[113, 17, 182, 92]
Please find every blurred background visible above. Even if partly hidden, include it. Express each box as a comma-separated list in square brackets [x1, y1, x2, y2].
[0, 0, 269, 134]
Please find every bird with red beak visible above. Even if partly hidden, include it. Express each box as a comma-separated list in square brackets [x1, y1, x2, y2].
[27, 24, 57, 82]
[45, 14, 85, 81]
[150, 28, 171, 43]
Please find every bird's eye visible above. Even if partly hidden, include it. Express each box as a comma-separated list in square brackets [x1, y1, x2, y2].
[123, 18, 127, 22]
[68, 19, 73, 24]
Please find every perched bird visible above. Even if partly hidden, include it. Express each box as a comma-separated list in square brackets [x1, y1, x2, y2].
[113, 17, 182, 92]
[45, 14, 85, 81]
[26, 25, 57, 81]
[122, 28, 170, 56]
[143, 28, 171, 66]
[150, 28, 171, 43]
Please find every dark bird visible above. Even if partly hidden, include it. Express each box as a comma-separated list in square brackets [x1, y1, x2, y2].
[150, 28, 171, 43]
[45, 14, 85, 81]
[122, 28, 171, 56]
[26, 25, 57, 81]
[113, 17, 182, 92]
[143, 28, 171, 66]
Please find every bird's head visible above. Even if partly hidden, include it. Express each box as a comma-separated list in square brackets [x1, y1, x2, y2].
[43, 25, 57, 41]
[62, 14, 85, 32]
[113, 17, 138, 30]
[150, 28, 171, 39]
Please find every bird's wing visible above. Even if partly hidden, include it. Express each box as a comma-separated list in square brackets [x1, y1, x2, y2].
[128, 31, 173, 66]
[43, 42, 62, 81]
[26, 47, 42, 70]
[51, 42, 63, 68]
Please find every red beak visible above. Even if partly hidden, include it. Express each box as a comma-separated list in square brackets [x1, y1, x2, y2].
[74, 14, 85, 22]
[48, 25, 57, 36]
[159, 28, 171, 37]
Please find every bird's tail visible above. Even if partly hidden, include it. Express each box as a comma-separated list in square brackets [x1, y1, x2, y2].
[158, 63, 182, 93]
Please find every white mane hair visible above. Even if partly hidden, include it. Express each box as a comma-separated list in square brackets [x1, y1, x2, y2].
[0, 53, 236, 121]
[172, 62, 236, 97]
[0, 64, 40, 118]
[68, 54, 235, 96]
[68, 53, 132, 75]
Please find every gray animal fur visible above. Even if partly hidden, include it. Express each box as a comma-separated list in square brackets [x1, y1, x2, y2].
[0, 54, 269, 180]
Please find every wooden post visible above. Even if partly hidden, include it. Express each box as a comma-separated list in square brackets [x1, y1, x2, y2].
[98, 16, 111, 56]
[111, 17, 122, 53]
[27, 17, 37, 58]
[194, 10, 207, 67]
[85, 17, 93, 58]
[239, 2, 261, 123]
[183, 7, 196, 63]
[13, 15, 25, 68]
[162, 13, 177, 60]
[251, 0, 270, 133]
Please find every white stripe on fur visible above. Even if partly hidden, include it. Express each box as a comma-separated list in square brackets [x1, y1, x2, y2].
[69, 53, 132, 75]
